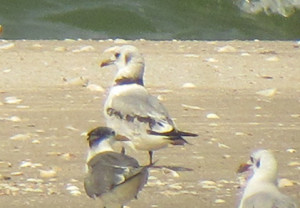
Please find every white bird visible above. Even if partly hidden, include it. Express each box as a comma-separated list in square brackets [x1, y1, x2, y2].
[238, 149, 298, 208]
[100, 45, 198, 164]
[84, 127, 149, 208]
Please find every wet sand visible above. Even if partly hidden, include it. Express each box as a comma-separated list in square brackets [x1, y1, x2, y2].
[0, 40, 299, 207]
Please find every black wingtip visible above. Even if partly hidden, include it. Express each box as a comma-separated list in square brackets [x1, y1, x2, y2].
[178, 130, 198, 137]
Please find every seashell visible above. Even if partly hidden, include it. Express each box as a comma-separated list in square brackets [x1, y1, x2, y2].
[16, 105, 30, 109]
[0, 42, 15, 50]
[287, 161, 300, 166]
[256, 88, 277, 97]
[72, 45, 95, 53]
[60, 153, 76, 160]
[168, 183, 182, 190]
[241, 52, 250, 56]
[218, 143, 230, 149]
[114, 39, 128, 44]
[217, 45, 237, 53]
[65, 125, 79, 131]
[278, 178, 295, 187]
[23, 188, 43, 193]
[54, 46, 67, 52]
[265, 56, 279, 62]
[286, 149, 297, 153]
[205, 57, 218, 62]
[11, 172, 23, 176]
[235, 132, 245, 136]
[32, 139, 41, 144]
[7, 116, 21, 122]
[215, 199, 226, 204]
[27, 178, 44, 183]
[181, 104, 203, 110]
[39, 169, 57, 178]
[181, 82, 196, 88]
[4, 96, 22, 104]
[162, 168, 180, 178]
[86, 83, 104, 92]
[290, 114, 300, 118]
[184, 54, 199, 58]
[10, 133, 31, 140]
[206, 113, 220, 119]
[32, 43, 42, 48]
[63, 76, 89, 86]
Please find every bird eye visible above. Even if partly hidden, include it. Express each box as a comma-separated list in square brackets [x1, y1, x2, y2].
[250, 156, 254, 163]
[115, 53, 120, 58]
[256, 160, 260, 168]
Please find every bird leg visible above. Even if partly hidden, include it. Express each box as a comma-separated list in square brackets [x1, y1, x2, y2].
[148, 151, 153, 165]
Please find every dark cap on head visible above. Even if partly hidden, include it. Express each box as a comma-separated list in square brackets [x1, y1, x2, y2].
[87, 127, 116, 148]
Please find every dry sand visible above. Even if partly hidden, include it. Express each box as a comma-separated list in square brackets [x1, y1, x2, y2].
[0, 40, 299, 207]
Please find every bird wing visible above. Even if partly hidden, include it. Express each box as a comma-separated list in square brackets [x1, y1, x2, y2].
[84, 152, 147, 198]
[106, 85, 178, 136]
[241, 192, 297, 208]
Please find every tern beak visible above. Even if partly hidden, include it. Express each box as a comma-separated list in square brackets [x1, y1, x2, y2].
[114, 134, 130, 142]
[237, 163, 252, 173]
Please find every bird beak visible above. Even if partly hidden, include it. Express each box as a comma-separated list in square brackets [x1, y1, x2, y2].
[99, 46, 119, 67]
[114, 134, 130, 141]
[99, 54, 115, 67]
[237, 163, 252, 173]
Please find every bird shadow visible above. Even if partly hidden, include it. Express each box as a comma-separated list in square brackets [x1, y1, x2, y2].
[150, 165, 193, 172]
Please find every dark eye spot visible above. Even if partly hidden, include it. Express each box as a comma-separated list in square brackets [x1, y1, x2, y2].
[115, 53, 120, 58]
[256, 160, 260, 168]
[250, 156, 254, 163]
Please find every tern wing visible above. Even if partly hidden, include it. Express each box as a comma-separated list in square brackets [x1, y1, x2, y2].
[84, 152, 147, 198]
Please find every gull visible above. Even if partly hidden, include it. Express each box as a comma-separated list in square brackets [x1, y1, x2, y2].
[237, 149, 298, 208]
[84, 127, 149, 208]
[100, 45, 198, 164]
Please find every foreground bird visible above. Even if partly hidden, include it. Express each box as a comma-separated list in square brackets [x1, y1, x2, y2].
[238, 149, 297, 208]
[84, 127, 149, 208]
[100, 45, 198, 164]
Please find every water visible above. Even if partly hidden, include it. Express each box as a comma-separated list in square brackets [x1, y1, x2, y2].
[0, 0, 300, 40]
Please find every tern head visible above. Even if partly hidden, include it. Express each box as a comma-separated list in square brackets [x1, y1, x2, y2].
[87, 127, 130, 149]
[87, 127, 117, 149]
[238, 149, 278, 184]
[100, 45, 145, 86]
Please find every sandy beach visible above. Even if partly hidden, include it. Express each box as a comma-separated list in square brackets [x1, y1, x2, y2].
[0, 40, 299, 207]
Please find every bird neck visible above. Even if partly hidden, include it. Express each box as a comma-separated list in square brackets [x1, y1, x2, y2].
[250, 156, 278, 185]
[113, 60, 144, 86]
[87, 140, 114, 162]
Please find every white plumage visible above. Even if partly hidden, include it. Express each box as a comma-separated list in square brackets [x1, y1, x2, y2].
[100, 45, 198, 164]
